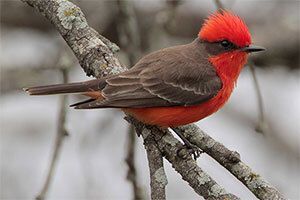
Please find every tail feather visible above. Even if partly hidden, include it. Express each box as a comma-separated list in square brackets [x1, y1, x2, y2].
[69, 98, 95, 107]
[24, 79, 103, 95]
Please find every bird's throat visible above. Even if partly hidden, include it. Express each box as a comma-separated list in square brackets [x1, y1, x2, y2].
[209, 51, 248, 86]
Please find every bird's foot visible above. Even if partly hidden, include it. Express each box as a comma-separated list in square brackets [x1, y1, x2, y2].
[171, 127, 203, 160]
[177, 143, 203, 160]
[187, 143, 203, 160]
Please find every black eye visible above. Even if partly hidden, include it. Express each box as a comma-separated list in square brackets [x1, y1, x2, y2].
[220, 40, 234, 49]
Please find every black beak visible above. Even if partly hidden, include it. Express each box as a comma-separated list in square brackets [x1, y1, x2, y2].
[242, 45, 266, 53]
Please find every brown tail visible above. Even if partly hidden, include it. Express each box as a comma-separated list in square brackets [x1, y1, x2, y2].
[24, 79, 103, 95]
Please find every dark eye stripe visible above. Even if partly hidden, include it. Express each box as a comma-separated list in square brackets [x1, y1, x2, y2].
[199, 39, 238, 56]
[219, 40, 236, 50]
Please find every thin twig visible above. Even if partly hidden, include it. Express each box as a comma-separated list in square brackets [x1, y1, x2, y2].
[176, 124, 286, 200]
[125, 125, 145, 200]
[214, 0, 225, 10]
[162, 0, 182, 32]
[116, 0, 141, 65]
[249, 62, 268, 134]
[36, 67, 69, 200]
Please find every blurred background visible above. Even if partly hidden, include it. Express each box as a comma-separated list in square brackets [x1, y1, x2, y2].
[1, 0, 299, 199]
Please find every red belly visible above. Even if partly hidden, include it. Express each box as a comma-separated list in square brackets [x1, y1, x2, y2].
[124, 86, 232, 127]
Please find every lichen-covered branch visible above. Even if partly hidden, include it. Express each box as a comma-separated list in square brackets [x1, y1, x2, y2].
[22, 0, 285, 199]
[22, 0, 126, 78]
[176, 124, 286, 200]
[126, 116, 239, 200]
[142, 129, 167, 200]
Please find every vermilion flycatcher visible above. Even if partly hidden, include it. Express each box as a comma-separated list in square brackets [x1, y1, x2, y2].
[25, 11, 265, 156]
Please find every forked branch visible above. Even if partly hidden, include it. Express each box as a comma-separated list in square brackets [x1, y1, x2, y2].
[22, 0, 285, 199]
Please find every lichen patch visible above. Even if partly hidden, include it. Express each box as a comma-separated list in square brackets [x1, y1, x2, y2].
[154, 167, 168, 187]
[197, 171, 210, 185]
[209, 184, 226, 197]
[162, 134, 178, 147]
[57, 0, 88, 30]
[141, 129, 151, 139]
[89, 37, 106, 48]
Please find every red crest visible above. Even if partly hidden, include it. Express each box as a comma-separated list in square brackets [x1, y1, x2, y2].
[199, 10, 251, 47]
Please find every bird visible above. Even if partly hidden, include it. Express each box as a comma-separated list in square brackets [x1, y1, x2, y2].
[25, 10, 265, 158]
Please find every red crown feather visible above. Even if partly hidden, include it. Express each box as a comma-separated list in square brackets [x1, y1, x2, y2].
[199, 10, 251, 47]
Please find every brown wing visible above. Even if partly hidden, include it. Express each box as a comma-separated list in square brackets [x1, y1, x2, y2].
[75, 39, 222, 109]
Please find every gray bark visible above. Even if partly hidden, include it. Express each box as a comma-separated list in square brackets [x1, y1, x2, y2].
[22, 0, 286, 200]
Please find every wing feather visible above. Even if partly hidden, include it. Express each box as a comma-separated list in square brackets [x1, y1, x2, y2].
[75, 40, 222, 109]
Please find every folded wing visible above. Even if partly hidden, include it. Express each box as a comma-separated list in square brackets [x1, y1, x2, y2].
[74, 43, 222, 109]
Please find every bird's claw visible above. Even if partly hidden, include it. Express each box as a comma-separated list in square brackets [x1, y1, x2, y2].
[171, 127, 203, 160]
[187, 144, 203, 160]
[177, 143, 203, 160]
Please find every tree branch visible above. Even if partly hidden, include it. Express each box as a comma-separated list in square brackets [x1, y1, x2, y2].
[176, 124, 286, 200]
[142, 127, 167, 200]
[126, 117, 239, 200]
[125, 117, 239, 199]
[22, 0, 285, 199]
[22, 0, 126, 78]
[125, 125, 145, 200]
